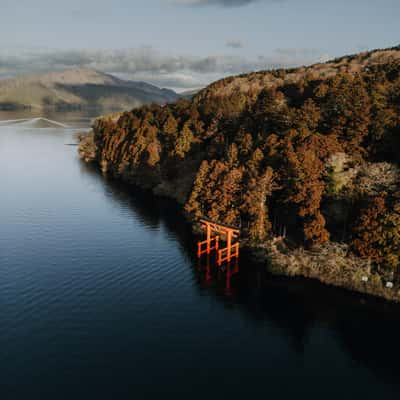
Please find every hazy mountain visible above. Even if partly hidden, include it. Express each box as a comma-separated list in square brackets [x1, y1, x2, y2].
[0, 68, 180, 111]
[179, 88, 202, 99]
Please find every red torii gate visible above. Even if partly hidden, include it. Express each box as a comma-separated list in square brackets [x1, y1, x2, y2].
[197, 217, 240, 266]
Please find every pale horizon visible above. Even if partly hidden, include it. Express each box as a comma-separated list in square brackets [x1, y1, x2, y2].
[1, 0, 399, 90]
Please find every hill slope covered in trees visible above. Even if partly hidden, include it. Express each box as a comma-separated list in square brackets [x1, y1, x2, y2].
[0, 68, 179, 111]
[80, 46, 400, 301]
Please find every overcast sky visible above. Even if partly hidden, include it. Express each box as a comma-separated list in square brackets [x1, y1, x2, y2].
[0, 0, 399, 90]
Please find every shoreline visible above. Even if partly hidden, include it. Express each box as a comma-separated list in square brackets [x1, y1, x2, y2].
[78, 134, 400, 304]
[248, 239, 400, 303]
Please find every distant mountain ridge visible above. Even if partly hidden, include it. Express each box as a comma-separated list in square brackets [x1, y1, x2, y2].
[0, 68, 180, 111]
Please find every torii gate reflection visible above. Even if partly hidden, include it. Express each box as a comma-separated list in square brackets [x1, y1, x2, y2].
[197, 254, 239, 296]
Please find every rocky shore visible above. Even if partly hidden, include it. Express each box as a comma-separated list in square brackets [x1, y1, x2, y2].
[252, 238, 400, 302]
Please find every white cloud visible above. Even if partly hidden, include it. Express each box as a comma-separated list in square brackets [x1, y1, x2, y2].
[0, 46, 329, 90]
[226, 40, 246, 49]
[174, 0, 259, 7]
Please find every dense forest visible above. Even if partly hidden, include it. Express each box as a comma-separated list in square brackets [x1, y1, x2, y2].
[80, 46, 400, 298]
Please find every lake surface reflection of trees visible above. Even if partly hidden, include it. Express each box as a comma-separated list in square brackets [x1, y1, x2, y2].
[81, 164, 400, 390]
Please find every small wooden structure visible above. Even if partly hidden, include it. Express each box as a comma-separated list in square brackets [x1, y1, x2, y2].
[197, 217, 240, 265]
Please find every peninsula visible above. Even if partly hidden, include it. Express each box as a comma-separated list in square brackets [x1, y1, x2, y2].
[79, 45, 400, 302]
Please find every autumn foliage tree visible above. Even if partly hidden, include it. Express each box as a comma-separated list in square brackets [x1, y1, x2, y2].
[276, 129, 341, 246]
[240, 155, 273, 242]
[351, 196, 400, 271]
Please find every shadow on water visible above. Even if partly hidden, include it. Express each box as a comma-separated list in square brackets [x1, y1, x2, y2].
[79, 160, 400, 389]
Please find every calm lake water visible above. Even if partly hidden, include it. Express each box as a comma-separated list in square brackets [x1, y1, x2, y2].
[1, 111, 400, 399]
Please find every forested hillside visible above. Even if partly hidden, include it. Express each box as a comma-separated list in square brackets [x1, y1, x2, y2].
[80, 46, 400, 297]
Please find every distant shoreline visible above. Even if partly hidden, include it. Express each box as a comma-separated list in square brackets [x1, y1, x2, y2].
[0, 103, 126, 112]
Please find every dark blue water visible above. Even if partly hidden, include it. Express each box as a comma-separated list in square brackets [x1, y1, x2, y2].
[1, 112, 400, 399]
